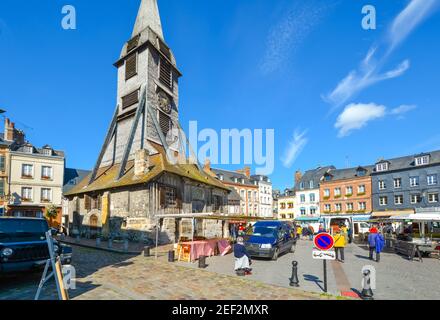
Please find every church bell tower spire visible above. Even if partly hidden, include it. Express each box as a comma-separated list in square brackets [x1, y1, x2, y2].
[132, 0, 164, 39]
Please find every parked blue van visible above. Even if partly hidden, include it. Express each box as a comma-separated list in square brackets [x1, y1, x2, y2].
[244, 221, 296, 260]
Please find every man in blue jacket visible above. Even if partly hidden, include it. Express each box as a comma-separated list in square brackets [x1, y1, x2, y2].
[368, 230, 385, 262]
[234, 237, 252, 276]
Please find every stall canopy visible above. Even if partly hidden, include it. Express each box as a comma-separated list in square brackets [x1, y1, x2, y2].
[388, 213, 440, 222]
[294, 216, 320, 222]
[352, 214, 372, 222]
[371, 209, 415, 219]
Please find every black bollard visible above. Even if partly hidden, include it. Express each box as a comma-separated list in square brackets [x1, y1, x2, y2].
[361, 270, 374, 300]
[289, 261, 300, 287]
[198, 255, 207, 268]
[168, 250, 175, 262]
[144, 246, 151, 257]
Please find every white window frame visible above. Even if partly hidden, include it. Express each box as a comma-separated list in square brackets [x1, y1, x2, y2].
[324, 189, 330, 197]
[346, 186, 353, 195]
[394, 195, 403, 205]
[41, 188, 52, 202]
[21, 187, 33, 201]
[379, 196, 388, 206]
[335, 203, 342, 212]
[415, 156, 429, 166]
[410, 176, 419, 187]
[378, 181, 386, 190]
[41, 166, 53, 179]
[334, 188, 341, 196]
[358, 202, 366, 210]
[376, 163, 388, 172]
[22, 164, 34, 178]
[428, 193, 439, 203]
[410, 194, 421, 204]
[346, 203, 353, 211]
[358, 185, 366, 194]
[394, 178, 402, 188]
[427, 174, 438, 186]
[324, 204, 331, 212]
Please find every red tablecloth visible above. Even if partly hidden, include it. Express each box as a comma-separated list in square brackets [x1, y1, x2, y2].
[180, 239, 231, 261]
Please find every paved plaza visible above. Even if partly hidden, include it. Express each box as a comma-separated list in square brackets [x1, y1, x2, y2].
[1, 240, 439, 300]
[179, 240, 440, 300]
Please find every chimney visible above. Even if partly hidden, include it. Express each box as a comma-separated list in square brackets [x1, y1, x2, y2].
[134, 149, 150, 176]
[203, 158, 211, 172]
[4, 118, 14, 141]
[295, 170, 302, 185]
[244, 166, 251, 178]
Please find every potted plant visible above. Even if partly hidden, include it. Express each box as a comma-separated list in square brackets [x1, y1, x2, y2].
[45, 204, 58, 227]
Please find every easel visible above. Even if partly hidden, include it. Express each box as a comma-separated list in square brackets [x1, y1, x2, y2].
[35, 231, 69, 300]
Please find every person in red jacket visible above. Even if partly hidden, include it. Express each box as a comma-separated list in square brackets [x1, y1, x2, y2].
[369, 225, 378, 234]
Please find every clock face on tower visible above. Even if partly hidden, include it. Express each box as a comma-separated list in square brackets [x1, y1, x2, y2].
[157, 91, 172, 114]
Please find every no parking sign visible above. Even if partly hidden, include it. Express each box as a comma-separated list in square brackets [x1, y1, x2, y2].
[313, 233, 334, 251]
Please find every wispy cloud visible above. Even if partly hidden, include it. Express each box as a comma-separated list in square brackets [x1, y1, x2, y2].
[324, 0, 439, 111]
[260, 1, 333, 75]
[282, 129, 308, 168]
[335, 102, 416, 137]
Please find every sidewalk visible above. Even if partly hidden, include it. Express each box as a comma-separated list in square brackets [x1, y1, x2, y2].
[58, 235, 173, 255]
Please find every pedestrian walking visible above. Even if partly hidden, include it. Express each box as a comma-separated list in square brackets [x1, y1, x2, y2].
[375, 231, 385, 262]
[368, 228, 378, 260]
[233, 237, 252, 276]
[333, 229, 346, 263]
[308, 225, 315, 240]
[296, 225, 302, 240]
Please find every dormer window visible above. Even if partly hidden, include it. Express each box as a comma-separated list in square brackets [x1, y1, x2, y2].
[324, 174, 332, 181]
[42, 148, 52, 156]
[309, 180, 314, 189]
[218, 174, 224, 181]
[376, 162, 388, 172]
[299, 182, 305, 190]
[23, 145, 33, 154]
[415, 155, 429, 166]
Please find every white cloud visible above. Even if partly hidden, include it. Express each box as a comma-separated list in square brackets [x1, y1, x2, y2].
[282, 129, 308, 168]
[390, 104, 417, 118]
[335, 103, 417, 137]
[260, 1, 332, 75]
[335, 103, 386, 137]
[324, 0, 438, 110]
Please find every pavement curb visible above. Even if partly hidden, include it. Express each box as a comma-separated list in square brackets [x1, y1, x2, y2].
[59, 239, 142, 255]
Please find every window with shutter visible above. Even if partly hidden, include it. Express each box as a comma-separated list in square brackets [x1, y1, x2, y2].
[0, 179, 4, 197]
[122, 89, 139, 109]
[159, 111, 171, 136]
[159, 57, 172, 89]
[125, 53, 137, 80]
[0, 156, 5, 172]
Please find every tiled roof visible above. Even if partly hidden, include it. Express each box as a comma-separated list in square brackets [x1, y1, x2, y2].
[324, 165, 375, 180]
[372, 150, 440, 173]
[295, 166, 335, 191]
[210, 168, 258, 187]
[63, 168, 92, 194]
[64, 144, 230, 196]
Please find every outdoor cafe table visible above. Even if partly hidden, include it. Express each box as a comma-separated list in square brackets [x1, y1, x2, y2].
[179, 239, 231, 261]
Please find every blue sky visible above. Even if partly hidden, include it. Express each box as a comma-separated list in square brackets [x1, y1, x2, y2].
[1, 0, 440, 190]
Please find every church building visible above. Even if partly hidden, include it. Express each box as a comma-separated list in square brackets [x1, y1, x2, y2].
[64, 0, 231, 243]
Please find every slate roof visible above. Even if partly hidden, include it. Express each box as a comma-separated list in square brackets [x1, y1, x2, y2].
[372, 150, 440, 174]
[10, 143, 65, 157]
[324, 165, 375, 180]
[210, 168, 258, 187]
[227, 188, 241, 202]
[64, 143, 230, 196]
[294, 166, 335, 191]
[63, 168, 92, 194]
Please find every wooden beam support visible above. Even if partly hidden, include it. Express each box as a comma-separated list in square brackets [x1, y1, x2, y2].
[89, 104, 119, 185]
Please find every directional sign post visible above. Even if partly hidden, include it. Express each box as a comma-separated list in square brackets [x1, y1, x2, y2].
[313, 233, 335, 293]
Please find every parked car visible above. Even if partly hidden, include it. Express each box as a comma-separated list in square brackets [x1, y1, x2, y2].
[0, 217, 72, 273]
[244, 220, 296, 260]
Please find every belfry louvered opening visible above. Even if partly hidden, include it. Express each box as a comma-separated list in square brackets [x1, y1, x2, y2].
[125, 53, 137, 80]
[159, 57, 172, 89]
[122, 89, 139, 109]
[159, 111, 171, 136]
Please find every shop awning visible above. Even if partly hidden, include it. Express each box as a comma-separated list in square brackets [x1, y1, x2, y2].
[371, 209, 414, 219]
[294, 216, 320, 222]
[388, 213, 440, 222]
[352, 214, 372, 221]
